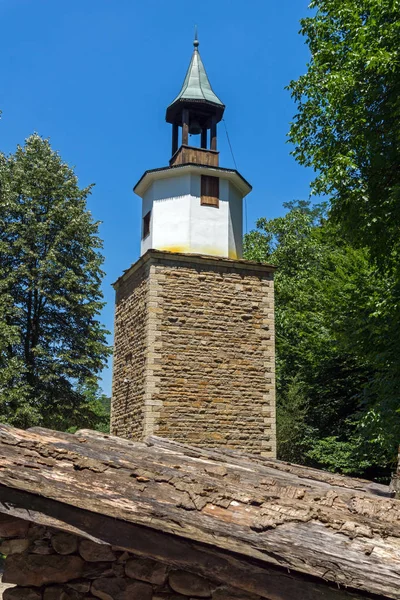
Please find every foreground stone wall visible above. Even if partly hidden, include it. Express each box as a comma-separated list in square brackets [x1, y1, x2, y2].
[0, 515, 262, 600]
[112, 251, 276, 457]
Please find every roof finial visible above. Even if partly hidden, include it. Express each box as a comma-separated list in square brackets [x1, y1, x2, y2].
[193, 25, 199, 49]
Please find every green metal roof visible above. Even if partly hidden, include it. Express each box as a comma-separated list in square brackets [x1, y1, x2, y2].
[168, 38, 224, 108]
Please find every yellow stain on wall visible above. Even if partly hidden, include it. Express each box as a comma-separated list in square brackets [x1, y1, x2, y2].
[160, 245, 237, 259]
[159, 245, 189, 254]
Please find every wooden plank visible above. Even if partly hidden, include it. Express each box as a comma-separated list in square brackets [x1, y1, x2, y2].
[201, 127, 207, 149]
[211, 115, 217, 150]
[26, 427, 391, 499]
[172, 123, 179, 155]
[144, 435, 391, 497]
[0, 486, 371, 600]
[182, 109, 189, 145]
[169, 146, 219, 167]
[0, 425, 399, 598]
[31, 427, 147, 449]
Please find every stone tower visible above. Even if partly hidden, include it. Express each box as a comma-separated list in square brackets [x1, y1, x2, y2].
[111, 36, 276, 456]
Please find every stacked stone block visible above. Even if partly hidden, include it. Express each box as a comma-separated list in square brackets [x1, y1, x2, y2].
[0, 515, 263, 600]
[112, 251, 276, 457]
[111, 265, 149, 440]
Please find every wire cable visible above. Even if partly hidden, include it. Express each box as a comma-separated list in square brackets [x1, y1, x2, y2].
[222, 118, 238, 170]
[222, 118, 248, 233]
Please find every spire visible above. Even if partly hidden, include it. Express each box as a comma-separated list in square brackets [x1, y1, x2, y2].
[166, 35, 225, 126]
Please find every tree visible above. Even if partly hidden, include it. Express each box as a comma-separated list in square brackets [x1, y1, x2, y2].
[287, 0, 400, 474]
[288, 0, 400, 265]
[244, 202, 398, 479]
[0, 134, 111, 430]
[66, 381, 111, 434]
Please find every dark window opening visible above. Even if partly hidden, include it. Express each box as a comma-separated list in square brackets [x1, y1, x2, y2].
[142, 210, 151, 239]
[201, 175, 219, 208]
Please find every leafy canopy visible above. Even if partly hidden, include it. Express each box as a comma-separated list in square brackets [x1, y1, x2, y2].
[244, 202, 398, 479]
[288, 0, 400, 264]
[0, 134, 111, 430]
[285, 0, 400, 477]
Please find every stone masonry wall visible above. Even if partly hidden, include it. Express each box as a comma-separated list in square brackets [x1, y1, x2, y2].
[112, 251, 276, 457]
[0, 515, 263, 600]
[111, 263, 149, 438]
[150, 257, 275, 456]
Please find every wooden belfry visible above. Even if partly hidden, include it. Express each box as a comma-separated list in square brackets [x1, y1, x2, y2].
[166, 33, 224, 167]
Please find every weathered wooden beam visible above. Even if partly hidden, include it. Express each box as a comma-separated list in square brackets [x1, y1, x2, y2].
[0, 486, 372, 600]
[143, 434, 391, 497]
[0, 425, 399, 599]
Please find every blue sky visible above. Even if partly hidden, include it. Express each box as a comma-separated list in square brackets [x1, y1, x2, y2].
[0, 0, 312, 395]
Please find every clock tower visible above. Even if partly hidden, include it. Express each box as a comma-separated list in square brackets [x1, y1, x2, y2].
[111, 36, 276, 456]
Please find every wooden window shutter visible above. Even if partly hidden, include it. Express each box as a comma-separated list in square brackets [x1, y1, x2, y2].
[201, 175, 219, 208]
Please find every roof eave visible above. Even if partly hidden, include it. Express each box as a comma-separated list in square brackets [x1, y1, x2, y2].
[165, 98, 225, 125]
[133, 164, 252, 198]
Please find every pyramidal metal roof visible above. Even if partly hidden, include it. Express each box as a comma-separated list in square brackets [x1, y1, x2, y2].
[168, 37, 224, 108]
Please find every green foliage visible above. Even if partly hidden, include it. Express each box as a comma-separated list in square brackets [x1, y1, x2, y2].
[66, 382, 111, 434]
[288, 0, 400, 265]
[284, 0, 400, 479]
[276, 375, 310, 464]
[244, 202, 399, 479]
[305, 437, 370, 475]
[0, 134, 111, 431]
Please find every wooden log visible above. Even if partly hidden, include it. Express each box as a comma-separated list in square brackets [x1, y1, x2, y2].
[143, 434, 391, 497]
[0, 486, 370, 600]
[68, 429, 388, 497]
[0, 424, 399, 599]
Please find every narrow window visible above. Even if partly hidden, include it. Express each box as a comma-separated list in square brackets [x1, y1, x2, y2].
[201, 175, 219, 208]
[142, 210, 151, 239]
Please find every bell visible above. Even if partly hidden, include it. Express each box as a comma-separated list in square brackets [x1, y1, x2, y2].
[189, 119, 202, 135]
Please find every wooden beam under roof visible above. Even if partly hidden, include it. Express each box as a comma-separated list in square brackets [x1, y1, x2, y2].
[0, 424, 398, 599]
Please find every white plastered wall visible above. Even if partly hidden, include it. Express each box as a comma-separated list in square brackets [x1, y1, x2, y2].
[228, 182, 243, 259]
[140, 172, 243, 259]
